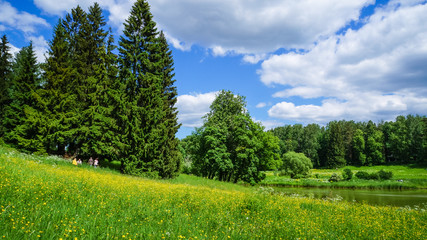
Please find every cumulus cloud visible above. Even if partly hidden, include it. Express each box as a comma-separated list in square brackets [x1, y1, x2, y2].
[256, 102, 267, 108]
[0, 0, 49, 33]
[176, 92, 218, 127]
[261, 2, 427, 123]
[150, 0, 374, 55]
[33, 1, 373, 55]
[32, 0, 376, 58]
[33, 0, 132, 30]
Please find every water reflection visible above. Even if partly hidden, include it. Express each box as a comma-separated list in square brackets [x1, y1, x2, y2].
[271, 187, 427, 207]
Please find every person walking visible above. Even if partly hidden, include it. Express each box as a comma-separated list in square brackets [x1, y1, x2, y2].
[94, 158, 99, 168]
[88, 157, 94, 167]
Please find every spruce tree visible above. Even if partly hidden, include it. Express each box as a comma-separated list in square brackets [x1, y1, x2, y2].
[156, 31, 181, 178]
[3, 42, 47, 153]
[118, 0, 180, 177]
[0, 35, 13, 138]
[43, 19, 76, 155]
[79, 3, 117, 160]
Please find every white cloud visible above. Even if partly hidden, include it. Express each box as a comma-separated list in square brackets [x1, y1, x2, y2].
[256, 102, 267, 108]
[150, 0, 374, 55]
[176, 92, 218, 127]
[268, 92, 426, 124]
[261, 2, 427, 123]
[33, 0, 132, 30]
[242, 54, 268, 64]
[32, 0, 375, 57]
[0, 0, 49, 33]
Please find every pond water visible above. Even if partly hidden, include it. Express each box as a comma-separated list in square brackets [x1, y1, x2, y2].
[271, 187, 427, 208]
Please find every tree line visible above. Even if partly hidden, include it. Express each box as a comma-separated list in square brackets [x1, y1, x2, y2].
[0, 0, 181, 178]
[268, 115, 426, 168]
[181, 100, 426, 184]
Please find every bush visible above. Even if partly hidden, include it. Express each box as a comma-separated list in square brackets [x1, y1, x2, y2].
[329, 173, 341, 182]
[368, 172, 380, 180]
[355, 171, 370, 180]
[342, 168, 353, 180]
[281, 151, 313, 179]
[378, 169, 393, 180]
[355, 170, 392, 181]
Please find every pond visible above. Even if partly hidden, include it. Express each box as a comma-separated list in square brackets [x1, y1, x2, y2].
[271, 187, 427, 208]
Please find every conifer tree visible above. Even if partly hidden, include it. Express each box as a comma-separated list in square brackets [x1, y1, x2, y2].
[155, 31, 181, 178]
[3, 42, 46, 153]
[79, 3, 117, 160]
[0, 35, 13, 138]
[43, 19, 75, 155]
[118, 0, 181, 177]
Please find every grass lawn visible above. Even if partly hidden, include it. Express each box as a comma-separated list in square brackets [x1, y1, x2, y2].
[262, 165, 427, 189]
[1, 146, 426, 239]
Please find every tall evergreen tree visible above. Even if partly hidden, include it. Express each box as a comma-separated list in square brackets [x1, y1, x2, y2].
[118, 0, 180, 178]
[3, 42, 46, 153]
[43, 19, 75, 155]
[79, 3, 118, 160]
[155, 31, 181, 178]
[0, 35, 13, 138]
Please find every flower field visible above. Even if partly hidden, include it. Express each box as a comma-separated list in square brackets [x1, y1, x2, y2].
[1, 147, 426, 239]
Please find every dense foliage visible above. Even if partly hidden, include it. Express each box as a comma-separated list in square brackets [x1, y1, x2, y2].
[183, 90, 281, 184]
[280, 151, 313, 178]
[0, 1, 181, 178]
[269, 116, 426, 168]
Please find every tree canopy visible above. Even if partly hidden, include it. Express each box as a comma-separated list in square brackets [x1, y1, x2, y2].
[184, 90, 281, 185]
[0, 0, 181, 179]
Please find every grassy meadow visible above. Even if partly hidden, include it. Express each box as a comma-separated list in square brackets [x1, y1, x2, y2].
[1, 146, 426, 239]
[262, 165, 427, 189]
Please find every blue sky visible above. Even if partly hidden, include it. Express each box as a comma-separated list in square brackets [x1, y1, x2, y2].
[1, 0, 426, 138]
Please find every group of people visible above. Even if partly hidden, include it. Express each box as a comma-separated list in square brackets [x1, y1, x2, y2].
[72, 157, 99, 167]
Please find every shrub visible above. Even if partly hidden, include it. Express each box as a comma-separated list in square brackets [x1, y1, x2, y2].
[281, 151, 313, 179]
[355, 171, 370, 180]
[378, 169, 393, 180]
[355, 170, 392, 181]
[329, 173, 341, 182]
[342, 168, 353, 180]
[369, 172, 380, 180]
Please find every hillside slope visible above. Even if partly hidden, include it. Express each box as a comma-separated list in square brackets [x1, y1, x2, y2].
[1, 146, 426, 239]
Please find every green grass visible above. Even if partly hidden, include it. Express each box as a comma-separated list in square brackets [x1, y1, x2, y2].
[262, 165, 427, 189]
[1, 146, 426, 239]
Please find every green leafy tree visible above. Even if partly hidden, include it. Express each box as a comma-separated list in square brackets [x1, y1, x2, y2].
[280, 151, 313, 178]
[365, 121, 385, 165]
[301, 123, 322, 167]
[190, 90, 280, 184]
[352, 129, 366, 166]
[324, 121, 346, 168]
[384, 115, 426, 164]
